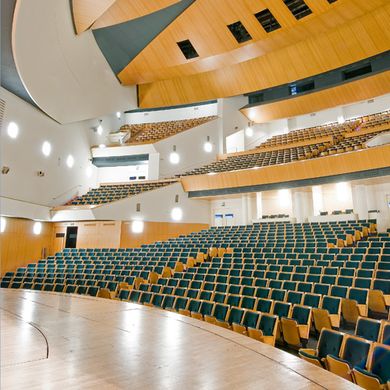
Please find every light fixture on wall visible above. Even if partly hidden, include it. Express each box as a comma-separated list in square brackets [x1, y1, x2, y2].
[0, 217, 6, 233]
[116, 111, 121, 119]
[99, 144, 106, 149]
[171, 207, 183, 221]
[169, 145, 180, 164]
[7, 122, 19, 139]
[66, 155, 74, 168]
[33, 221, 42, 235]
[245, 121, 254, 137]
[42, 141, 51, 157]
[131, 220, 144, 233]
[204, 136, 213, 152]
[96, 120, 103, 135]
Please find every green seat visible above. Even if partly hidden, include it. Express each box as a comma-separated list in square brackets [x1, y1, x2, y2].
[355, 317, 381, 342]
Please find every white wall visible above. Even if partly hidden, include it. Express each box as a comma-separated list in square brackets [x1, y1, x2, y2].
[97, 165, 149, 183]
[154, 119, 221, 178]
[12, 0, 137, 124]
[125, 102, 218, 124]
[52, 183, 210, 224]
[0, 88, 97, 218]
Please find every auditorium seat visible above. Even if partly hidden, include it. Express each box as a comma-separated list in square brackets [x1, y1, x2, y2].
[326, 335, 372, 381]
[352, 344, 390, 389]
[247, 313, 279, 346]
[298, 328, 344, 368]
[281, 305, 312, 348]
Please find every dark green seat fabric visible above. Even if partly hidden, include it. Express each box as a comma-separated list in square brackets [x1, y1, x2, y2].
[256, 298, 272, 313]
[355, 318, 381, 342]
[258, 314, 277, 336]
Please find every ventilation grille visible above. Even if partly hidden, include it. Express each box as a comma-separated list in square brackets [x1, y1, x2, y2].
[177, 40, 199, 60]
[227, 21, 252, 43]
[254, 9, 281, 33]
[283, 0, 312, 20]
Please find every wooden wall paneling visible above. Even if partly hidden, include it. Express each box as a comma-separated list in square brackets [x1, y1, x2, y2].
[1, 218, 53, 275]
[181, 144, 390, 193]
[240, 71, 390, 123]
[136, 2, 390, 107]
[120, 221, 208, 248]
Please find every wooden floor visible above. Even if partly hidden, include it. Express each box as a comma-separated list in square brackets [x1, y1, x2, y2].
[0, 289, 360, 390]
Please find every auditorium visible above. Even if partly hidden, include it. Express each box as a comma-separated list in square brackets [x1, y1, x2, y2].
[2, 0, 390, 388]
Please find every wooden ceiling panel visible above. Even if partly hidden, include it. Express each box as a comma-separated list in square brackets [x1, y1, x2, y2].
[118, 0, 389, 86]
[138, 3, 390, 108]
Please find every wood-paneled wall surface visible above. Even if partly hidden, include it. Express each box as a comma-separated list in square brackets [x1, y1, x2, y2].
[120, 221, 208, 248]
[0, 218, 53, 275]
[181, 143, 390, 193]
[135, 0, 390, 107]
[52, 221, 122, 251]
[241, 71, 390, 123]
[0, 289, 360, 390]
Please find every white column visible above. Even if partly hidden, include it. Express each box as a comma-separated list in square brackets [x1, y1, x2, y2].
[256, 192, 263, 219]
[241, 195, 249, 225]
[312, 185, 324, 216]
[292, 190, 314, 223]
[352, 184, 368, 220]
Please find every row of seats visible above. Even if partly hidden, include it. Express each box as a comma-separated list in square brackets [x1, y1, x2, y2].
[67, 180, 176, 205]
[179, 111, 390, 176]
[256, 120, 358, 149]
[299, 327, 390, 388]
[122, 116, 217, 144]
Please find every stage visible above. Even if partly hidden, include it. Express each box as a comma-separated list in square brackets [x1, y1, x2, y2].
[0, 289, 359, 389]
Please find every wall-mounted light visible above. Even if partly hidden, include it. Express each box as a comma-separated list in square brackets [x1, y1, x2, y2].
[171, 207, 183, 221]
[204, 136, 213, 152]
[169, 145, 180, 164]
[245, 121, 253, 137]
[42, 141, 51, 157]
[116, 111, 121, 119]
[66, 155, 74, 168]
[7, 122, 19, 139]
[33, 221, 42, 235]
[99, 144, 106, 149]
[131, 220, 144, 233]
[96, 120, 103, 135]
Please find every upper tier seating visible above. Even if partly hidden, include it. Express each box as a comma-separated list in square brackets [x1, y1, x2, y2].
[181, 142, 331, 176]
[256, 120, 358, 149]
[122, 116, 217, 144]
[180, 111, 390, 176]
[67, 180, 176, 206]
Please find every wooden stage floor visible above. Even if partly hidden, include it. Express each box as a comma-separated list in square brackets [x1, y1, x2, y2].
[0, 289, 359, 389]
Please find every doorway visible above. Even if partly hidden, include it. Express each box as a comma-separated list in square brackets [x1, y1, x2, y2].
[65, 226, 78, 248]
